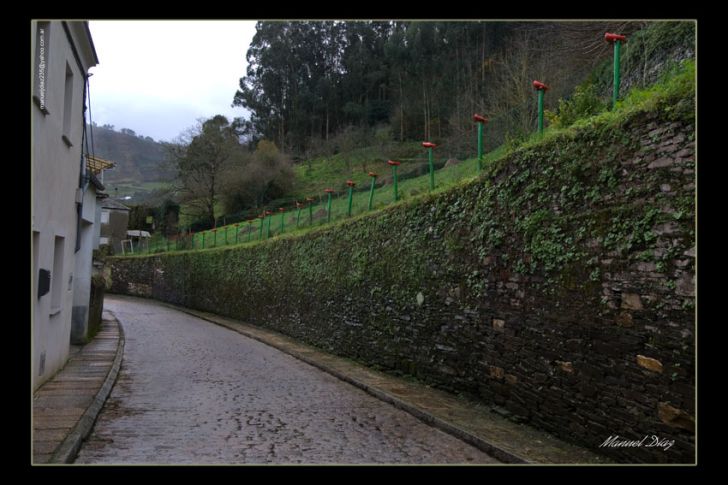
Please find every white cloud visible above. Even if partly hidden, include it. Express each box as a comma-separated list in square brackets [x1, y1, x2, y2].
[88, 20, 257, 142]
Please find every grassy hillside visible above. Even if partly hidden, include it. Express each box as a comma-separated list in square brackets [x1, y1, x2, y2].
[147, 57, 693, 252]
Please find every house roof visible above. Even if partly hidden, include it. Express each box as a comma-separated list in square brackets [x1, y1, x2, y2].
[101, 198, 131, 211]
[86, 154, 115, 175]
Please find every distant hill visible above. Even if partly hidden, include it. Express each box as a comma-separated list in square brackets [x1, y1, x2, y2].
[91, 124, 175, 184]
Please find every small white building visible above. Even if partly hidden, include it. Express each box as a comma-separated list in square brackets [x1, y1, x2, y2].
[32, 21, 99, 390]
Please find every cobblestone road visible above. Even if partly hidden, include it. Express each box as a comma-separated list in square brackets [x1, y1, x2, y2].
[75, 297, 499, 464]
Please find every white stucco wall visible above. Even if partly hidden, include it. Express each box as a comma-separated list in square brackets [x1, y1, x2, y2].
[32, 21, 98, 390]
[71, 185, 99, 343]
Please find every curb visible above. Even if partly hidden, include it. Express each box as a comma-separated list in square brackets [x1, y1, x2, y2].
[167, 303, 529, 464]
[48, 316, 126, 464]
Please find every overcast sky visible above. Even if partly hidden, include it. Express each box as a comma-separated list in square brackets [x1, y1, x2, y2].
[88, 21, 258, 143]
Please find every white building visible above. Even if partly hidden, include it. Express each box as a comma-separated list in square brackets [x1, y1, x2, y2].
[32, 21, 100, 390]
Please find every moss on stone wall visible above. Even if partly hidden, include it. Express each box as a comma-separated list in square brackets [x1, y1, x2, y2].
[109, 85, 695, 463]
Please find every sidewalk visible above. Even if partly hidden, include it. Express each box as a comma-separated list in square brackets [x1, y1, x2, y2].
[32, 312, 124, 464]
[154, 298, 613, 464]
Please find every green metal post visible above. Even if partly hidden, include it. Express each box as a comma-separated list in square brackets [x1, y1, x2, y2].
[258, 217, 264, 240]
[392, 165, 399, 201]
[235, 224, 239, 244]
[202, 231, 205, 249]
[537, 89, 544, 135]
[280, 209, 285, 234]
[247, 222, 252, 242]
[612, 39, 622, 110]
[213, 229, 217, 247]
[422, 142, 436, 190]
[477, 122, 483, 171]
[368, 174, 377, 210]
[166, 238, 169, 252]
[224, 226, 228, 245]
[266, 214, 272, 239]
[326, 192, 333, 223]
[296, 206, 301, 227]
[346, 181, 355, 217]
[428, 148, 434, 190]
[347, 187, 353, 216]
[309, 201, 314, 225]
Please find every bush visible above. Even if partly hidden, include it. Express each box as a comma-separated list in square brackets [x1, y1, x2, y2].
[546, 82, 608, 129]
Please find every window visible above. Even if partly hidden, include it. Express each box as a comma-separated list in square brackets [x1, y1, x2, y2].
[33, 22, 50, 114]
[101, 210, 109, 224]
[50, 236, 65, 315]
[62, 62, 74, 146]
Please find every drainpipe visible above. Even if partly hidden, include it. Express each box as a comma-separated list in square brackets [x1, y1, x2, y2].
[74, 75, 90, 253]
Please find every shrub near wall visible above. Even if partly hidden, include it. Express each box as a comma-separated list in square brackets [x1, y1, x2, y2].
[110, 95, 695, 463]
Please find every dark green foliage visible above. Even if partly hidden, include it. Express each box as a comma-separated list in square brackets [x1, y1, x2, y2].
[233, 21, 638, 156]
[127, 204, 155, 232]
[547, 82, 608, 129]
[220, 139, 295, 216]
[156, 199, 180, 237]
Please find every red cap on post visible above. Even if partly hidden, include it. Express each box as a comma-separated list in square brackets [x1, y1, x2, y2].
[387, 160, 401, 166]
[324, 188, 335, 193]
[296, 201, 302, 208]
[306, 197, 315, 202]
[279, 207, 285, 212]
[604, 32, 627, 43]
[265, 210, 273, 216]
[473, 114, 489, 124]
[533, 80, 549, 91]
[368, 171, 378, 178]
[346, 180, 356, 187]
[422, 141, 437, 149]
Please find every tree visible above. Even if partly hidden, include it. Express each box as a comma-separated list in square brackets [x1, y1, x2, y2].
[167, 115, 244, 227]
[232, 21, 650, 158]
[155, 199, 180, 237]
[220, 139, 294, 214]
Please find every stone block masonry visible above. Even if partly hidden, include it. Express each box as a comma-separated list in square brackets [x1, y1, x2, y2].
[109, 99, 695, 463]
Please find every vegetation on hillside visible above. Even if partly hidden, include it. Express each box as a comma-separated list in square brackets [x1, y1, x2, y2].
[133, 54, 694, 254]
[233, 21, 646, 157]
[124, 21, 695, 238]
